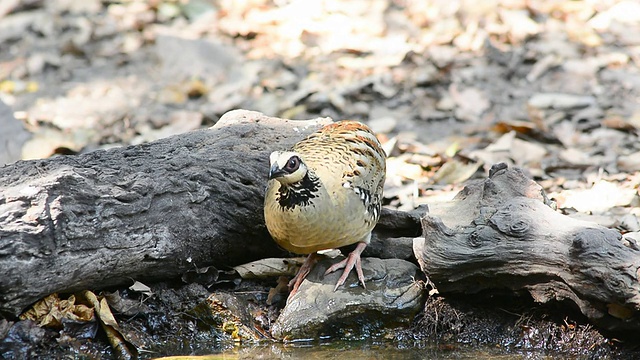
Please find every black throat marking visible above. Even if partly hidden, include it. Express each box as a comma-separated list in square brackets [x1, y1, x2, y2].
[276, 173, 320, 210]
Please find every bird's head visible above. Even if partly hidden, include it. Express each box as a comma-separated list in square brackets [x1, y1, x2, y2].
[269, 151, 308, 185]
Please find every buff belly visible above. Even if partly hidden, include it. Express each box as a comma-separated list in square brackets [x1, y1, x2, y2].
[264, 183, 372, 254]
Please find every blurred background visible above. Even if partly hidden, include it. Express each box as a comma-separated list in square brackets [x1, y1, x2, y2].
[1, 0, 639, 225]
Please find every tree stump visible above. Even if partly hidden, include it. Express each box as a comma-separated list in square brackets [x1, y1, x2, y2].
[414, 163, 640, 333]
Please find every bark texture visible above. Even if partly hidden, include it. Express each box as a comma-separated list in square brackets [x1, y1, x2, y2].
[1, 110, 339, 316]
[1, 110, 421, 317]
[414, 163, 640, 332]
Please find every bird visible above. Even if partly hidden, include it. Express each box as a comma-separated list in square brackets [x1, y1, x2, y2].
[264, 120, 386, 296]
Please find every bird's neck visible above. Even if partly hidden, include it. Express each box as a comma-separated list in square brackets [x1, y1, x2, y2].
[277, 172, 321, 210]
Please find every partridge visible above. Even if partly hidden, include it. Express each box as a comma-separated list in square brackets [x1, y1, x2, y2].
[264, 120, 386, 295]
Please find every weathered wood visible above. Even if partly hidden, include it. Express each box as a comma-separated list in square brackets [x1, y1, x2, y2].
[414, 163, 640, 332]
[1, 110, 337, 317]
[0, 110, 421, 318]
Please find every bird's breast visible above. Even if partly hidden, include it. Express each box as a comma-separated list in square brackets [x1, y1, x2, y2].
[264, 179, 372, 254]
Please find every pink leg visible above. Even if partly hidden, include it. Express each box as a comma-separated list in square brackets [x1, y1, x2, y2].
[324, 242, 367, 291]
[288, 253, 319, 296]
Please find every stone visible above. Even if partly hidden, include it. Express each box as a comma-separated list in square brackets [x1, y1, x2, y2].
[271, 257, 425, 341]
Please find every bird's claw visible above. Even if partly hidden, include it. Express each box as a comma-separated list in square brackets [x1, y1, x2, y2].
[324, 242, 367, 291]
[288, 253, 319, 297]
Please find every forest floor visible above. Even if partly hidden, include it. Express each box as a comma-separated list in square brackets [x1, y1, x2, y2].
[1, 0, 639, 358]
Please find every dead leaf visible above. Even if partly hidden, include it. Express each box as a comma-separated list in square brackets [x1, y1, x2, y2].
[182, 266, 240, 288]
[589, 1, 640, 30]
[508, 138, 548, 166]
[499, 9, 540, 43]
[233, 258, 301, 279]
[20, 293, 94, 329]
[128, 280, 153, 296]
[21, 127, 95, 160]
[559, 180, 637, 213]
[80, 290, 139, 359]
[607, 303, 634, 320]
[431, 159, 481, 185]
[182, 265, 219, 285]
[493, 120, 537, 136]
[103, 291, 148, 316]
[602, 115, 637, 132]
[386, 156, 425, 183]
[267, 276, 290, 306]
[469, 131, 546, 168]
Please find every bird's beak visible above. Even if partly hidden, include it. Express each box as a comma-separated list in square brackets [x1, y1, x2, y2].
[269, 163, 287, 179]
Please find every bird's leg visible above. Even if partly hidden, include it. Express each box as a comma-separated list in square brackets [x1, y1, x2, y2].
[288, 252, 319, 296]
[324, 241, 367, 291]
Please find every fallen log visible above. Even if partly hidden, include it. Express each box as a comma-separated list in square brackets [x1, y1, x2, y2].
[414, 163, 640, 333]
[0, 110, 419, 317]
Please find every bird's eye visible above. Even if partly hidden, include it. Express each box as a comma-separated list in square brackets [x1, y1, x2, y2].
[284, 156, 300, 173]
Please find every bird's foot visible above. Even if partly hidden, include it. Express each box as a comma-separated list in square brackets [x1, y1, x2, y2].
[324, 242, 367, 291]
[288, 253, 319, 297]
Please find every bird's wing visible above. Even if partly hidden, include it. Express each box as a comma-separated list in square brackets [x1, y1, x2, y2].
[295, 121, 386, 224]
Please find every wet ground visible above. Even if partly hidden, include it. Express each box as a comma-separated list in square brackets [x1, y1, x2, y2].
[3, 279, 639, 359]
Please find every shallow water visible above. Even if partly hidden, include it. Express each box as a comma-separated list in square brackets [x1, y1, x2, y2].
[153, 340, 566, 360]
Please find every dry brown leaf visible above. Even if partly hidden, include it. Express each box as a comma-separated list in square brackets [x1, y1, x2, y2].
[431, 159, 481, 185]
[80, 290, 139, 359]
[407, 153, 443, 168]
[21, 128, 95, 160]
[386, 156, 425, 183]
[20, 293, 94, 329]
[267, 276, 291, 306]
[607, 303, 634, 320]
[233, 258, 300, 279]
[493, 120, 537, 136]
[602, 115, 640, 132]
